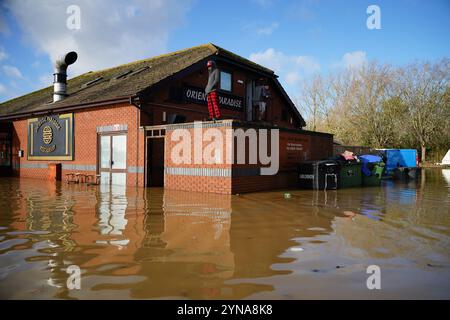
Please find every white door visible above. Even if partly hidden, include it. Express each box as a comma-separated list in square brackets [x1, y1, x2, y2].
[99, 134, 127, 185]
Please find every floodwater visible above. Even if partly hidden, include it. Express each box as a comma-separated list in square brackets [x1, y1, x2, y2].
[0, 169, 449, 300]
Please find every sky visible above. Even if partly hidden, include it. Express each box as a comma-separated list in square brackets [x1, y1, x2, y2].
[0, 0, 449, 103]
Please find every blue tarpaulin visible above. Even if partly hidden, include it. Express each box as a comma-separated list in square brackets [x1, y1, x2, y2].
[376, 149, 417, 173]
[359, 155, 383, 176]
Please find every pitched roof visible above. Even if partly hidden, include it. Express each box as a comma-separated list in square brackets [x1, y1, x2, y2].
[0, 43, 304, 126]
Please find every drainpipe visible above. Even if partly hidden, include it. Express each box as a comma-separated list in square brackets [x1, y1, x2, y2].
[130, 95, 141, 187]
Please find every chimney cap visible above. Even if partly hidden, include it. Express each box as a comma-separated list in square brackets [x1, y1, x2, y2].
[64, 51, 78, 66]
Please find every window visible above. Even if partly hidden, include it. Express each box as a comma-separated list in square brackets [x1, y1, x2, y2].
[0, 132, 11, 167]
[220, 71, 232, 92]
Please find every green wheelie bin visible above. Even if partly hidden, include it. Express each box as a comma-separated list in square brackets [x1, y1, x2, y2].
[359, 155, 385, 186]
[362, 162, 385, 186]
[338, 162, 362, 188]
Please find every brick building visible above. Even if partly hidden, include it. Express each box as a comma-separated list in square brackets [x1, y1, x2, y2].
[0, 43, 333, 194]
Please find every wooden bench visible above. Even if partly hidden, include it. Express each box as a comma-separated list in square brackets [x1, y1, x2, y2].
[77, 173, 89, 184]
[85, 174, 101, 185]
[66, 173, 101, 185]
[65, 173, 79, 184]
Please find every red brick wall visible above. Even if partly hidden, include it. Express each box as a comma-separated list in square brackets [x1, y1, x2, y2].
[231, 129, 333, 194]
[164, 123, 233, 194]
[165, 175, 232, 194]
[10, 103, 145, 186]
[10, 107, 330, 193]
[164, 121, 333, 194]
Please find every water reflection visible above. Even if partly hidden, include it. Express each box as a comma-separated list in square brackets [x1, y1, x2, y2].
[442, 169, 450, 187]
[0, 169, 449, 299]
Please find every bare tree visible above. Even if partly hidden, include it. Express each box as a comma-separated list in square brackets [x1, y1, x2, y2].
[397, 58, 450, 161]
[296, 74, 330, 131]
[346, 62, 394, 147]
[295, 58, 449, 160]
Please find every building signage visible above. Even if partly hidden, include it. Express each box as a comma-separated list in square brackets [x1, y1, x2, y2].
[183, 86, 244, 111]
[27, 113, 74, 160]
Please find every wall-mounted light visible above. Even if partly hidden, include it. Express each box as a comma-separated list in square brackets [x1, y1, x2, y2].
[18, 150, 24, 158]
[237, 80, 244, 84]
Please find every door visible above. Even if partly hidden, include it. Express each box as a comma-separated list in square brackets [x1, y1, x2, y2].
[0, 131, 12, 176]
[146, 137, 164, 187]
[99, 134, 127, 185]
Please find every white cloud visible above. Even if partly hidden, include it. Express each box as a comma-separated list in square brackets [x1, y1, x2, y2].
[125, 6, 138, 18]
[251, 0, 274, 9]
[39, 74, 54, 87]
[340, 51, 367, 70]
[256, 22, 279, 36]
[287, 0, 317, 21]
[0, 83, 6, 94]
[249, 48, 320, 88]
[285, 71, 301, 86]
[4, 0, 193, 75]
[0, 83, 23, 102]
[2, 65, 23, 79]
[0, 47, 7, 61]
[244, 22, 279, 37]
[0, 9, 9, 35]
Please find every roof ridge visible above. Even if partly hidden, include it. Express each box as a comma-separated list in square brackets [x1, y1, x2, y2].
[211, 43, 274, 74]
[83, 43, 218, 76]
[0, 43, 217, 107]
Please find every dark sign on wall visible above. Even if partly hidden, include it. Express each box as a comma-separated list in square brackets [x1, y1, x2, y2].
[183, 86, 244, 111]
[27, 113, 74, 160]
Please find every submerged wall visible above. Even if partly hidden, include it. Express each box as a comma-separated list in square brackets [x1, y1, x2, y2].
[10, 103, 146, 187]
[164, 120, 333, 194]
[8, 112, 332, 194]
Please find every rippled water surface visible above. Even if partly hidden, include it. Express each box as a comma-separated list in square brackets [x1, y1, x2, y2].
[1, 169, 449, 299]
